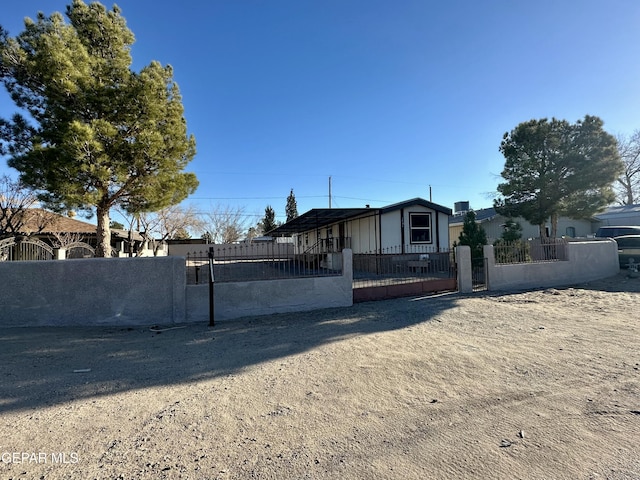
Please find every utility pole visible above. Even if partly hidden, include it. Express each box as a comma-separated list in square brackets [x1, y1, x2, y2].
[329, 175, 332, 208]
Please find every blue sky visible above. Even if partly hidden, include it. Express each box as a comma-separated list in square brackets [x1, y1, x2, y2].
[2, 0, 640, 227]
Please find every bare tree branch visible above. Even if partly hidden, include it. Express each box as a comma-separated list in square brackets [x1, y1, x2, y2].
[0, 175, 40, 237]
[203, 204, 251, 244]
[50, 231, 86, 248]
[136, 204, 205, 254]
[615, 130, 640, 205]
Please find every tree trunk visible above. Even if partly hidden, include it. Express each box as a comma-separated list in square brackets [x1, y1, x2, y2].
[95, 206, 111, 258]
[539, 224, 547, 239]
[550, 213, 559, 239]
[625, 179, 634, 205]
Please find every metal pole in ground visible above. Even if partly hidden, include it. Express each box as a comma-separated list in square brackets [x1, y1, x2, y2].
[208, 246, 215, 327]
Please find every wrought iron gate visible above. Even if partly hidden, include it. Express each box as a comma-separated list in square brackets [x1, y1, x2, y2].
[0, 237, 54, 261]
[472, 258, 487, 291]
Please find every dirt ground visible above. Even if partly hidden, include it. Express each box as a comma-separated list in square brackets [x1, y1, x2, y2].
[1, 273, 639, 480]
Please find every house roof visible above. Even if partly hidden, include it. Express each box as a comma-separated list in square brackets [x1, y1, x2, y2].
[594, 204, 640, 221]
[449, 207, 499, 226]
[3, 208, 143, 240]
[269, 208, 373, 236]
[269, 197, 452, 236]
[450, 204, 613, 227]
[378, 197, 452, 216]
[2, 208, 97, 234]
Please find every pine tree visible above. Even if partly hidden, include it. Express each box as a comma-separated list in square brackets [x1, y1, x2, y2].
[500, 219, 522, 242]
[495, 116, 622, 238]
[285, 189, 298, 223]
[0, 1, 198, 256]
[457, 211, 487, 264]
[261, 205, 278, 234]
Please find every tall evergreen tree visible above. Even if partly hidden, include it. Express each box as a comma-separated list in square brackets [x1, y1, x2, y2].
[457, 210, 487, 263]
[261, 205, 277, 234]
[494, 116, 622, 238]
[0, 1, 198, 256]
[500, 219, 522, 242]
[285, 189, 298, 222]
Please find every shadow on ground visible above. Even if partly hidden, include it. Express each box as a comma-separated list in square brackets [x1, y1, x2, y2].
[0, 293, 459, 413]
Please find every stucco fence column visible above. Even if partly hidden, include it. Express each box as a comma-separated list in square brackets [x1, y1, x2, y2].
[455, 245, 473, 293]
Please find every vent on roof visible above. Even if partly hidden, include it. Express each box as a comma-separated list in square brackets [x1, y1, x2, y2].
[454, 201, 470, 214]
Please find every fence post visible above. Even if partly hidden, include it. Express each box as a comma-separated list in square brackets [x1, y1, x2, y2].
[483, 244, 495, 291]
[208, 246, 215, 327]
[456, 245, 473, 293]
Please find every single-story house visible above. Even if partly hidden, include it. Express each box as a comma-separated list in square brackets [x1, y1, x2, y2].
[594, 204, 640, 227]
[448, 204, 594, 247]
[1, 208, 160, 257]
[269, 197, 452, 255]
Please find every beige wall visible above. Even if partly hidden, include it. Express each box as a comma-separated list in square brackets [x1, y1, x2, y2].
[450, 215, 595, 248]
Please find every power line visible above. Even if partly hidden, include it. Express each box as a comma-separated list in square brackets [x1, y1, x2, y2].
[188, 195, 327, 201]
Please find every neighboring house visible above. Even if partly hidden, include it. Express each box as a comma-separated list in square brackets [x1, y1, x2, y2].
[594, 204, 640, 228]
[448, 204, 594, 247]
[269, 197, 452, 254]
[1, 208, 160, 257]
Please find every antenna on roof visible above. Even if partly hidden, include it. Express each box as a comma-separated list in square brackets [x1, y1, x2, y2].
[429, 185, 432, 202]
[329, 175, 332, 208]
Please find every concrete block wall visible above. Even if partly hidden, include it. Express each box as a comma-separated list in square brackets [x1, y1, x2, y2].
[0, 257, 186, 327]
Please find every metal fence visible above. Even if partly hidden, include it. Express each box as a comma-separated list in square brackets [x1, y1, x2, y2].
[353, 247, 455, 289]
[493, 238, 569, 264]
[185, 243, 342, 284]
[0, 237, 54, 261]
[472, 258, 487, 291]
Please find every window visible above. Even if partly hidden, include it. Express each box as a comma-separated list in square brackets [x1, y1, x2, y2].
[410, 213, 432, 243]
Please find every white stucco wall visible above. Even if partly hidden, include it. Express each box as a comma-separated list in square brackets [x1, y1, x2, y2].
[0, 257, 186, 327]
[483, 240, 619, 291]
[186, 250, 354, 322]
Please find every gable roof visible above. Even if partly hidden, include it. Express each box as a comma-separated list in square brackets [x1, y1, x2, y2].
[379, 197, 452, 216]
[270, 198, 452, 236]
[449, 207, 499, 226]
